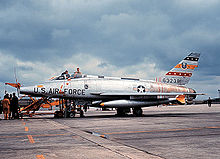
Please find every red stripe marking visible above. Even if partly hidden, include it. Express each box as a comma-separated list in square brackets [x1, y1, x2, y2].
[59, 84, 64, 94]
[166, 72, 192, 77]
[60, 85, 63, 89]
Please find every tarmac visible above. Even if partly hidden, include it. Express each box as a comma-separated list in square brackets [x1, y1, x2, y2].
[0, 104, 220, 159]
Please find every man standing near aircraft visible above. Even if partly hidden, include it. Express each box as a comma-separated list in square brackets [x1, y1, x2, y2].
[9, 94, 12, 119]
[1, 94, 10, 120]
[207, 97, 212, 107]
[11, 93, 19, 119]
[0, 98, 2, 118]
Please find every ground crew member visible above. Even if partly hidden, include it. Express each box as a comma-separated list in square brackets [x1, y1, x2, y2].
[11, 93, 19, 119]
[1, 94, 10, 120]
[207, 97, 212, 107]
[0, 99, 3, 116]
[9, 94, 12, 119]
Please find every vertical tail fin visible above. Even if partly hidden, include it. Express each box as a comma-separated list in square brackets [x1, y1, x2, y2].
[157, 53, 200, 85]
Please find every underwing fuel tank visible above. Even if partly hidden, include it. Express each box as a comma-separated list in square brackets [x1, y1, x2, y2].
[100, 99, 171, 108]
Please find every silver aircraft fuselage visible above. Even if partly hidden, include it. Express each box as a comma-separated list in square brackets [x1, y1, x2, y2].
[20, 75, 195, 108]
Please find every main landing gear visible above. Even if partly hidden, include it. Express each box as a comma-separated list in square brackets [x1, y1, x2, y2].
[133, 107, 143, 116]
[116, 108, 130, 116]
[116, 107, 143, 117]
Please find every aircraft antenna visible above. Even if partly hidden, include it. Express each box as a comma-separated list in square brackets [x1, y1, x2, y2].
[14, 67, 17, 83]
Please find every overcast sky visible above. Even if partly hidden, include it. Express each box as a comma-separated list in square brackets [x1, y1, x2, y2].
[0, 0, 219, 99]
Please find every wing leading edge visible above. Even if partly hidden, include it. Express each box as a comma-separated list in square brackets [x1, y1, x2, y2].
[90, 92, 205, 96]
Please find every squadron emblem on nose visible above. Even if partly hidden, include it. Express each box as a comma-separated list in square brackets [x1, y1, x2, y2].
[137, 85, 145, 93]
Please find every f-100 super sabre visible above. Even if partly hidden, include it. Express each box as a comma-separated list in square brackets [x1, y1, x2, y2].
[6, 53, 204, 116]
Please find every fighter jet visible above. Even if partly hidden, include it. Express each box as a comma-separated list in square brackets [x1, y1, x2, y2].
[7, 53, 204, 116]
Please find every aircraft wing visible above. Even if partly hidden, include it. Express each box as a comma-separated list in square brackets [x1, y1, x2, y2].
[91, 92, 205, 96]
[91, 92, 205, 107]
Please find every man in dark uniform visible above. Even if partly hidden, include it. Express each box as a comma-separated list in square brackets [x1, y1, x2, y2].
[0, 98, 2, 115]
[11, 93, 19, 119]
[207, 97, 212, 107]
[8, 94, 12, 119]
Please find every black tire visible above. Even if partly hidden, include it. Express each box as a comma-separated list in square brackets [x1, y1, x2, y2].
[69, 112, 75, 118]
[133, 108, 143, 117]
[58, 112, 63, 118]
[54, 111, 64, 118]
[80, 110, 84, 117]
[116, 108, 126, 116]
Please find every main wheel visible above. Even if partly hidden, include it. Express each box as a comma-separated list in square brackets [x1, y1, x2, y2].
[69, 112, 75, 118]
[54, 111, 64, 118]
[80, 110, 84, 117]
[116, 108, 128, 116]
[133, 108, 143, 116]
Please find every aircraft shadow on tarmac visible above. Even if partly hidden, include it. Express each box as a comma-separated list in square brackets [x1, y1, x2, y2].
[20, 112, 219, 120]
[84, 112, 219, 118]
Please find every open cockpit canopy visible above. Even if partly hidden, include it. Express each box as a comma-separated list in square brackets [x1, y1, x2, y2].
[51, 74, 104, 80]
[50, 68, 142, 81]
[51, 73, 84, 80]
[50, 68, 83, 80]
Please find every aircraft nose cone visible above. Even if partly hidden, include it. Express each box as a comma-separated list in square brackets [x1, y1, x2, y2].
[20, 86, 34, 95]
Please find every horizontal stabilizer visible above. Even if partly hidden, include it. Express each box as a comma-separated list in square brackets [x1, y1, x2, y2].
[5, 82, 21, 88]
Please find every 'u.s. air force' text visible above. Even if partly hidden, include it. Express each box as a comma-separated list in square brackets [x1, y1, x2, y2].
[34, 88, 86, 95]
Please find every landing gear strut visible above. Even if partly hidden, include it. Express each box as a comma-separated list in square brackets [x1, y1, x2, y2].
[133, 107, 143, 116]
[80, 109, 84, 117]
[116, 108, 130, 116]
